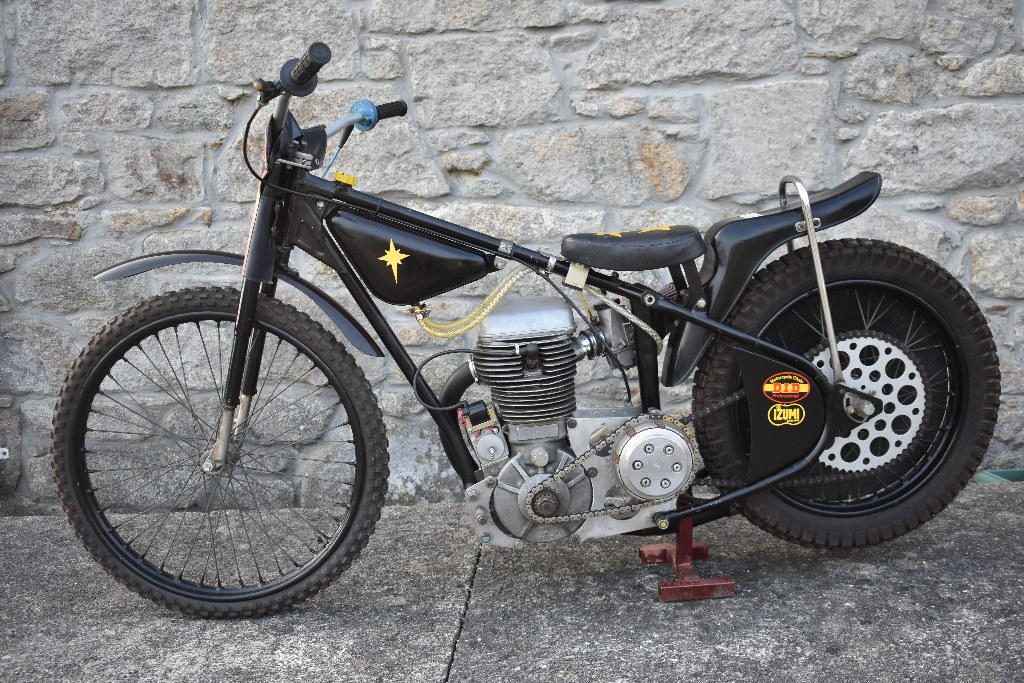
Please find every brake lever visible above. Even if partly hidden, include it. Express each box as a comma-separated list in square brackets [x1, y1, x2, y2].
[252, 79, 283, 106]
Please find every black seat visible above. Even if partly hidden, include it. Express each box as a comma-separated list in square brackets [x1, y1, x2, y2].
[697, 171, 883, 284]
[561, 224, 706, 271]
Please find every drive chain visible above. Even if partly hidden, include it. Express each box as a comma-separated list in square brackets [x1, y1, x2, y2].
[520, 389, 872, 524]
[696, 471, 877, 489]
[521, 389, 746, 525]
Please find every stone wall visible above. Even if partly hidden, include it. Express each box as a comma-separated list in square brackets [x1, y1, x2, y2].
[1, 0, 1022, 509]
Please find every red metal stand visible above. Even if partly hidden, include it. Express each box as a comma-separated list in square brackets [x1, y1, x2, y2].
[638, 517, 736, 602]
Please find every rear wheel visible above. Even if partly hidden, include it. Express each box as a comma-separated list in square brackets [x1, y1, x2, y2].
[52, 287, 389, 616]
[694, 240, 1000, 547]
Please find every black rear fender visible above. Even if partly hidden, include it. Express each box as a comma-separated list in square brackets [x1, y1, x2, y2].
[662, 172, 882, 386]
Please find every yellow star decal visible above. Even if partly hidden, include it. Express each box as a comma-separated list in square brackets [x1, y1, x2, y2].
[595, 231, 623, 237]
[378, 239, 409, 284]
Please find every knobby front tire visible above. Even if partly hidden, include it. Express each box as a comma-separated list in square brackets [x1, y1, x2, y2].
[694, 240, 1000, 548]
[52, 287, 389, 617]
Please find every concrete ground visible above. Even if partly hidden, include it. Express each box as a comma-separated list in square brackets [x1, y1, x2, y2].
[1, 483, 1021, 682]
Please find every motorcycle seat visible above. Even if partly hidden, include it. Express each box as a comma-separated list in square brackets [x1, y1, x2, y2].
[560, 224, 706, 271]
[698, 171, 883, 284]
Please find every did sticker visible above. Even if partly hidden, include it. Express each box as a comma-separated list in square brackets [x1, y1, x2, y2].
[762, 372, 811, 404]
[768, 403, 805, 426]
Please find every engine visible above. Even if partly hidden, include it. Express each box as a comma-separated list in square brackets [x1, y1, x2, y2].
[459, 296, 700, 547]
[472, 297, 579, 424]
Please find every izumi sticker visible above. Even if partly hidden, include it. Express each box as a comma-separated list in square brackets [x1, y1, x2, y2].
[762, 372, 810, 404]
[768, 403, 805, 426]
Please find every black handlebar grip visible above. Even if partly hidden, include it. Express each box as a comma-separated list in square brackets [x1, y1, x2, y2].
[290, 42, 332, 87]
[376, 100, 408, 121]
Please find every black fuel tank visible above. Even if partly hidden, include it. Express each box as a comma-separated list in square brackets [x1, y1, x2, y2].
[327, 209, 496, 305]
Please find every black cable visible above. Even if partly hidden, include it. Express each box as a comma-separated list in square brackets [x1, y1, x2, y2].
[242, 105, 263, 181]
[242, 104, 354, 206]
[411, 347, 518, 412]
[337, 124, 353, 149]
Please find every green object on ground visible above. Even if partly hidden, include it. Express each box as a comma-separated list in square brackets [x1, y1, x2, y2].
[973, 469, 1024, 482]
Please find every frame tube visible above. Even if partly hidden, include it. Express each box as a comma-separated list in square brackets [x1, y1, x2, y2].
[318, 224, 481, 486]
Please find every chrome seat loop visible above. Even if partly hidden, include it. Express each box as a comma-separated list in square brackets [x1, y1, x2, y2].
[779, 176, 843, 385]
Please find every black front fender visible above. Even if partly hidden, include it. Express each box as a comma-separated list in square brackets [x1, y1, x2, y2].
[95, 250, 384, 357]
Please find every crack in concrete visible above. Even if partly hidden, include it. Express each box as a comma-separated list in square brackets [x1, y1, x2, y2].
[442, 545, 481, 683]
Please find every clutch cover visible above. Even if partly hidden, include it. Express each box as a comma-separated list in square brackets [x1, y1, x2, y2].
[612, 418, 698, 500]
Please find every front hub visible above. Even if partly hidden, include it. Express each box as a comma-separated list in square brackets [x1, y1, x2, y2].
[201, 405, 239, 476]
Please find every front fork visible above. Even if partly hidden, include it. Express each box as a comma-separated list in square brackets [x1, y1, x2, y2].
[203, 191, 281, 474]
[203, 278, 269, 473]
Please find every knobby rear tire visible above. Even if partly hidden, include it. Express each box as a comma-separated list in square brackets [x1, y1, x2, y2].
[694, 239, 1000, 548]
[52, 287, 389, 617]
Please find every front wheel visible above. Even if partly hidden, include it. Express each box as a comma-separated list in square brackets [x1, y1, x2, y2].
[52, 287, 389, 616]
[694, 239, 1000, 548]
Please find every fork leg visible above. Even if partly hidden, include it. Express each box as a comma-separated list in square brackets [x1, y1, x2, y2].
[204, 277, 262, 471]
[233, 279, 277, 436]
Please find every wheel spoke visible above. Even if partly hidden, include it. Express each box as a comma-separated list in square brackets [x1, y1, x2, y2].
[249, 336, 284, 425]
[790, 307, 825, 340]
[242, 453, 355, 493]
[236, 380, 331, 448]
[108, 474, 208, 529]
[195, 321, 223, 402]
[89, 451, 195, 492]
[226, 469, 298, 575]
[238, 401, 343, 455]
[127, 463, 206, 551]
[173, 326, 214, 435]
[199, 481, 225, 586]
[220, 476, 265, 584]
[237, 349, 304, 436]
[176, 488, 212, 580]
[236, 364, 318, 444]
[232, 467, 322, 555]
[119, 356, 207, 433]
[93, 393, 198, 456]
[135, 341, 204, 444]
[242, 418, 350, 463]
[58, 289, 376, 608]
[233, 464, 338, 542]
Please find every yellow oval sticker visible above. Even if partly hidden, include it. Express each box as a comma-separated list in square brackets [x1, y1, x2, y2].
[768, 403, 805, 426]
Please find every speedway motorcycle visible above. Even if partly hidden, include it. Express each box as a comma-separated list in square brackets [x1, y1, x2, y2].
[52, 44, 1000, 617]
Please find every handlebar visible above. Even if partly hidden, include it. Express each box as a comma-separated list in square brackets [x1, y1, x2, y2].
[280, 42, 331, 97]
[271, 42, 408, 137]
[376, 100, 408, 121]
[325, 99, 408, 137]
[259, 41, 411, 173]
[292, 42, 331, 86]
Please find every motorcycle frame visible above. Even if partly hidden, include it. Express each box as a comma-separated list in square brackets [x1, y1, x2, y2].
[98, 102, 853, 525]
